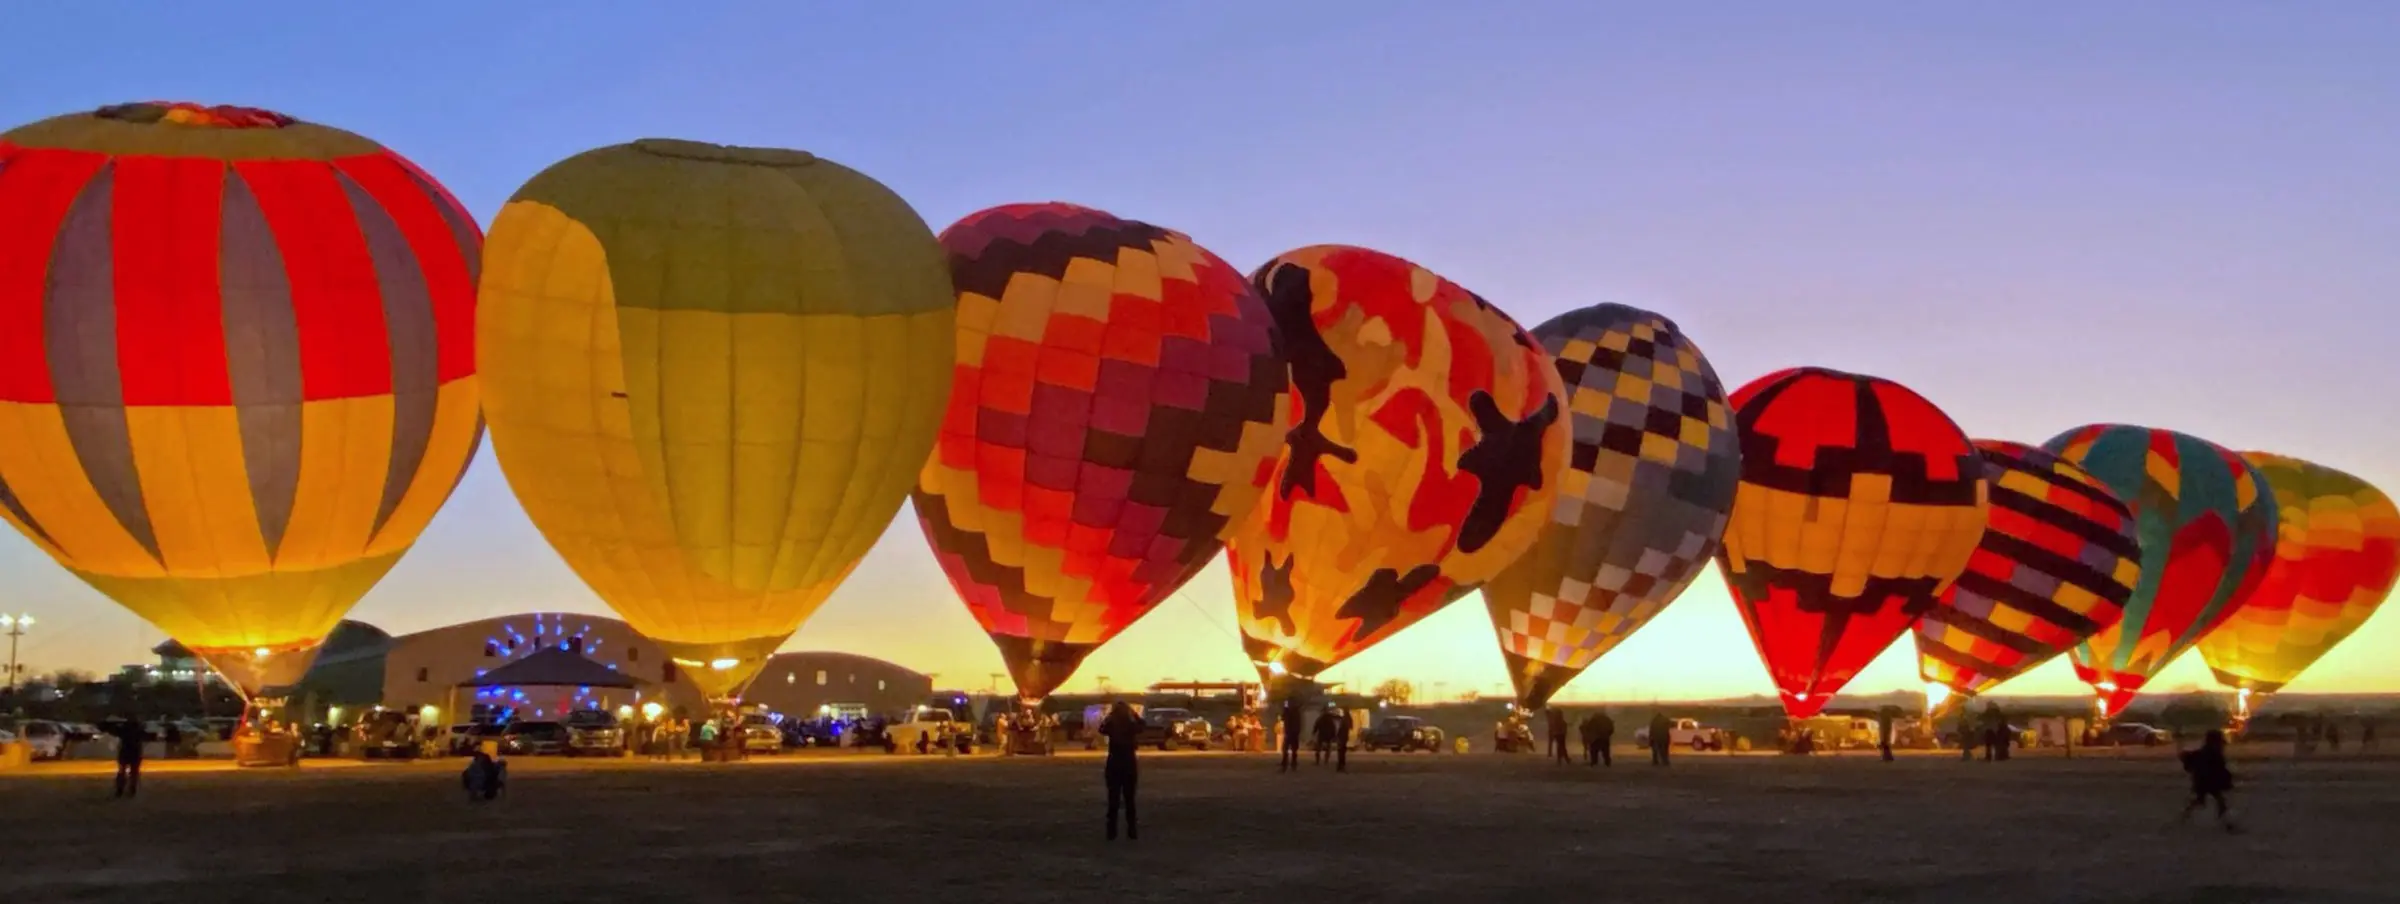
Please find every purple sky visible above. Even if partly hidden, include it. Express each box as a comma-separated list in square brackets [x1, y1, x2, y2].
[3, 2, 2394, 700]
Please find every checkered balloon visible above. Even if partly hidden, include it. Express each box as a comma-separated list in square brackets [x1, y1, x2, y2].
[1481, 304, 1739, 709]
[913, 203, 1292, 702]
[1715, 367, 1989, 719]
[1914, 440, 2141, 701]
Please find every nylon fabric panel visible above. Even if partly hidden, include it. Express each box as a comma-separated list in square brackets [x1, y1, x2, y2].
[107, 156, 230, 407]
[276, 395, 395, 571]
[333, 154, 480, 384]
[0, 402, 161, 566]
[363, 377, 482, 556]
[2197, 454, 2398, 695]
[74, 548, 402, 655]
[0, 149, 108, 402]
[123, 405, 270, 575]
[231, 159, 392, 401]
[219, 170, 306, 554]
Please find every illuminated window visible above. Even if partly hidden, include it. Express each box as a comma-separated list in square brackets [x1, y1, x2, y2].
[786, 673, 796, 685]
[878, 680, 886, 691]
[815, 670, 827, 686]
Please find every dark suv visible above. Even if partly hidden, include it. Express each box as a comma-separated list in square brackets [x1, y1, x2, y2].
[1138, 708, 1211, 751]
[501, 721, 569, 756]
[1358, 715, 1444, 752]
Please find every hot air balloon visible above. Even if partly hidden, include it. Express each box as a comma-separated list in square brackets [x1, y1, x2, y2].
[2039, 425, 2278, 718]
[2198, 453, 2397, 720]
[912, 203, 1292, 704]
[0, 102, 483, 703]
[1229, 246, 1567, 680]
[1913, 440, 2141, 711]
[1480, 304, 1739, 709]
[1714, 368, 1988, 720]
[477, 139, 955, 705]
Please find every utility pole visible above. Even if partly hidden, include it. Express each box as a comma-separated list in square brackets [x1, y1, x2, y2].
[0, 613, 30, 694]
[987, 672, 1002, 695]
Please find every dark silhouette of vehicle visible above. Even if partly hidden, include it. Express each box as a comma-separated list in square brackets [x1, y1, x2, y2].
[563, 710, 629, 756]
[2093, 722, 2170, 747]
[1358, 715, 1445, 752]
[500, 720, 570, 756]
[1086, 707, 1210, 751]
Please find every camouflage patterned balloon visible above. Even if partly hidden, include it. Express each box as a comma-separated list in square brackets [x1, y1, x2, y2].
[1230, 245, 1567, 679]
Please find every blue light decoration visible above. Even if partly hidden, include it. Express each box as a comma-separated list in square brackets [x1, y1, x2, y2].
[471, 613, 609, 714]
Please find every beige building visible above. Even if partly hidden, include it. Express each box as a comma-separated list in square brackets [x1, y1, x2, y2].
[268, 611, 930, 724]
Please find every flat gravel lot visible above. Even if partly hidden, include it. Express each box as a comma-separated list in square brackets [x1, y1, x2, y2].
[2, 747, 2392, 903]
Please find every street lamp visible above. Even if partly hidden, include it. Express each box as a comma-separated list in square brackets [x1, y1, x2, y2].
[0, 613, 31, 694]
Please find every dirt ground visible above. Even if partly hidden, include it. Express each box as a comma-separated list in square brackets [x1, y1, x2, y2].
[1, 746, 2393, 903]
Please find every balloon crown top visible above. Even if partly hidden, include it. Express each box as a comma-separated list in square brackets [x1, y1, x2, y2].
[632, 138, 817, 168]
[95, 102, 295, 129]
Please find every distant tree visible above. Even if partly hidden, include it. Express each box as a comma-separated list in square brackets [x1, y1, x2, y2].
[46, 668, 96, 690]
[1373, 679, 1414, 705]
[2158, 693, 2231, 738]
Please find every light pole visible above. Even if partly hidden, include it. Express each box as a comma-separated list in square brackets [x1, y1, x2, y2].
[0, 613, 30, 694]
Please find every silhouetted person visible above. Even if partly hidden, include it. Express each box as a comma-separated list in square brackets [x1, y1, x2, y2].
[1099, 702, 1143, 841]
[1876, 706, 1897, 762]
[1278, 700, 1304, 772]
[1334, 708, 1353, 772]
[1580, 711, 1613, 766]
[1980, 702, 2008, 762]
[162, 721, 184, 760]
[1546, 708, 1571, 764]
[1312, 707, 1337, 766]
[461, 748, 505, 801]
[1647, 711, 1672, 766]
[108, 717, 147, 799]
[2178, 729, 2237, 832]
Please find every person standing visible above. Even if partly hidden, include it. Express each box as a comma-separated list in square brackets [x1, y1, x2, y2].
[1876, 706, 1897, 762]
[108, 716, 148, 799]
[1311, 706, 1336, 766]
[1590, 710, 1615, 766]
[1099, 701, 1143, 841]
[1546, 707, 1571, 765]
[1278, 699, 1304, 772]
[2178, 729, 2238, 832]
[1647, 711, 1672, 766]
[1334, 707, 1352, 772]
[1980, 702, 2008, 762]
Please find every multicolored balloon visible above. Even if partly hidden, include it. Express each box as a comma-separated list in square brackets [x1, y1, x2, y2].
[2198, 453, 2397, 697]
[913, 203, 1291, 702]
[1230, 245, 1567, 679]
[2039, 424, 2278, 717]
[1480, 304, 1738, 709]
[1914, 440, 2140, 704]
[0, 102, 484, 699]
[477, 139, 956, 703]
[1714, 367, 1988, 719]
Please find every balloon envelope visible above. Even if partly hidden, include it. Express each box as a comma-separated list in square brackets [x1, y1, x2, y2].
[1914, 440, 2140, 699]
[1481, 304, 1738, 708]
[2198, 453, 2398, 695]
[2039, 424, 2278, 717]
[1230, 245, 1567, 678]
[477, 139, 955, 702]
[913, 203, 1291, 701]
[0, 102, 484, 698]
[1714, 367, 1987, 718]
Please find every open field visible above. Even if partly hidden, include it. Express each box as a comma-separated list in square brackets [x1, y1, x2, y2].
[3, 748, 2395, 903]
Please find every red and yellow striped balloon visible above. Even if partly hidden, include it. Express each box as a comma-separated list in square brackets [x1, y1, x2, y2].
[0, 102, 482, 697]
[2199, 453, 2399, 696]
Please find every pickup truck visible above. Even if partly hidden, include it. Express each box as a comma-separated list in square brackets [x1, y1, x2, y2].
[884, 708, 963, 754]
[1358, 716, 1444, 753]
[1633, 718, 1726, 751]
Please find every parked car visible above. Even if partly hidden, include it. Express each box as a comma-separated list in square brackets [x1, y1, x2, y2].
[1357, 716, 1445, 753]
[885, 708, 962, 754]
[17, 720, 65, 761]
[448, 722, 510, 755]
[356, 711, 424, 759]
[1098, 707, 1208, 751]
[737, 714, 783, 754]
[563, 710, 628, 757]
[1634, 718, 1727, 751]
[501, 721, 570, 756]
[2093, 722, 2170, 747]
